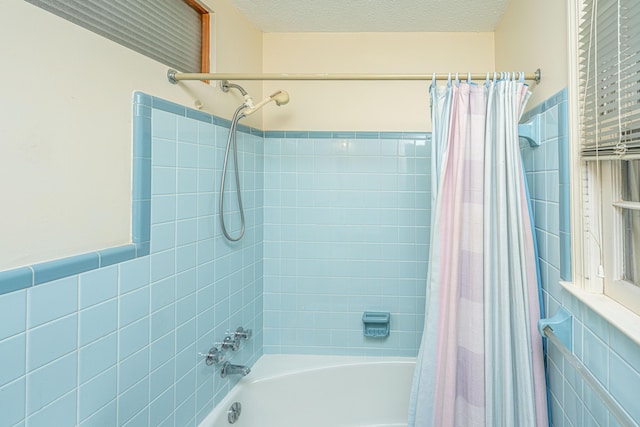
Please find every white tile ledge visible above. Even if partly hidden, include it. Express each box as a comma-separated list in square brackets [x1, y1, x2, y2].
[561, 280, 640, 346]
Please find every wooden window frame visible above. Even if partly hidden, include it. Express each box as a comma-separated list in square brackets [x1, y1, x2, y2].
[184, 0, 211, 74]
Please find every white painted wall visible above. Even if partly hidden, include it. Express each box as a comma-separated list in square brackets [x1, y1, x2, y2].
[494, 0, 568, 108]
[262, 32, 495, 131]
[0, 0, 263, 270]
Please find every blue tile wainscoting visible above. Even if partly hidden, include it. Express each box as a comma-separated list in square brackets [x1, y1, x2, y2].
[0, 92, 430, 426]
[521, 88, 640, 427]
[0, 93, 264, 427]
[262, 132, 431, 355]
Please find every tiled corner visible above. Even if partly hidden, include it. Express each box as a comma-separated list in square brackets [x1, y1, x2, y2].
[0, 94, 263, 426]
[520, 88, 570, 301]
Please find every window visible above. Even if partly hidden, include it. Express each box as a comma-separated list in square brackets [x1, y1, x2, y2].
[578, 0, 640, 313]
[621, 161, 640, 285]
[589, 161, 640, 314]
[24, 0, 211, 73]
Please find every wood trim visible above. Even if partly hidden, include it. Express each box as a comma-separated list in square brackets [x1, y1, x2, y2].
[183, 0, 211, 76]
[183, 0, 208, 14]
[201, 13, 210, 74]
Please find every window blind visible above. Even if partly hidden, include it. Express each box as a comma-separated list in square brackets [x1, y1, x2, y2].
[579, 0, 640, 158]
[25, 0, 205, 73]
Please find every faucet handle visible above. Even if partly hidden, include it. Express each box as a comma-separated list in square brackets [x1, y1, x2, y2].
[234, 326, 252, 340]
[221, 335, 240, 351]
[200, 347, 223, 366]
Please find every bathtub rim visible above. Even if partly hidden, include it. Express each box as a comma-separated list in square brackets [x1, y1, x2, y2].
[246, 354, 417, 384]
[198, 354, 416, 427]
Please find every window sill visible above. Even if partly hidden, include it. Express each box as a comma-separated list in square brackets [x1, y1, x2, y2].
[560, 280, 640, 346]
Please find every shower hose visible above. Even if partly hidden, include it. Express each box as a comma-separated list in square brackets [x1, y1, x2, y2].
[219, 104, 247, 241]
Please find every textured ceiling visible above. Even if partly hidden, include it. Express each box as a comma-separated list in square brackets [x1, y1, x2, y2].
[226, 0, 511, 32]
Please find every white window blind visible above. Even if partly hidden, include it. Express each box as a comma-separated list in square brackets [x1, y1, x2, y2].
[25, 0, 206, 72]
[579, 0, 640, 158]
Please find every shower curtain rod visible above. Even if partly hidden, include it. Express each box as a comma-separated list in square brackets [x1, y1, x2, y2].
[167, 68, 542, 84]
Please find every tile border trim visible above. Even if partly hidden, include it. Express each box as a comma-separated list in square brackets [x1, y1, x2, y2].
[0, 92, 158, 295]
[264, 130, 430, 139]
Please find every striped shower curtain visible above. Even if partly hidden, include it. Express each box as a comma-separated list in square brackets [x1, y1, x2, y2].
[408, 77, 548, 426]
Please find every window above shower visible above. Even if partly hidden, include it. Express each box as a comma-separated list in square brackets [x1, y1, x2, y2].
[23, 0, 212, 73]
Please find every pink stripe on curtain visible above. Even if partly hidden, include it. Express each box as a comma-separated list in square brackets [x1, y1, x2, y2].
[432, 83, 487, 426]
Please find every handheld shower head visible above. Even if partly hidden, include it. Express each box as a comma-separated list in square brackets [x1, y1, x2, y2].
[242, 90, 290, 116]
[271, 90, 290, 106]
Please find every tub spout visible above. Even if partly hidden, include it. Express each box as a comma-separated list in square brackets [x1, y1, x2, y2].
[220, 361, 251, 378]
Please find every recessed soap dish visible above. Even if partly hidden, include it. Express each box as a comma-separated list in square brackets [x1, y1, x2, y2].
[362, 311, 390, 338]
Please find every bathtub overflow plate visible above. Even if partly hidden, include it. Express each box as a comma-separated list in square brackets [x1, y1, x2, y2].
[228, 402, 242, 424]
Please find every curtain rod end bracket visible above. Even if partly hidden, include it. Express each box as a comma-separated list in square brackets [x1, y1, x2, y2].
[538, 306, 572, 350]
[167, 69, 179, 84]
[534, 68, 542, 84]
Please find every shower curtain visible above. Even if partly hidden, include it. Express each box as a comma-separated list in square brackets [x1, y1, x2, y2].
[408, 76, 548, 426]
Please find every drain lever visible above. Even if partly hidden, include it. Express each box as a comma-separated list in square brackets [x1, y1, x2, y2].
[228, 402, 242, 424]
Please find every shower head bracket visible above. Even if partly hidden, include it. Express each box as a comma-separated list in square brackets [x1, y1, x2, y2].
[220, 80, 249, 97]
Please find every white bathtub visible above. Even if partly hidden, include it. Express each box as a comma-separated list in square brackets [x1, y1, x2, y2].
[199, 354, 416, 427]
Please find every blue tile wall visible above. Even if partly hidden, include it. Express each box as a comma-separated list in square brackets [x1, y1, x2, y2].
[0, 94, 263, 426]
[521, 88, 640, 426]
[262, 132, 430, 356]
[520, 88, 571, 288]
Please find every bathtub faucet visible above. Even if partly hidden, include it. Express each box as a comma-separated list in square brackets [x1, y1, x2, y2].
[220, 361, 251, 378]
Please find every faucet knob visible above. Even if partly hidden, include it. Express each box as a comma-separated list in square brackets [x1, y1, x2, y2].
[221, 335, 240, 351]
[235, 326, 252, 340]
[200, 347, 223, 366]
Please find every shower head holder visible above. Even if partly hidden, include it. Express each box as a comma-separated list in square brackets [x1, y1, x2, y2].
[220, 80, 249, 96]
